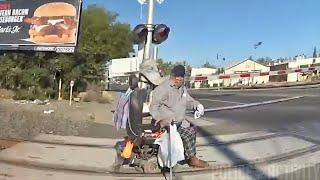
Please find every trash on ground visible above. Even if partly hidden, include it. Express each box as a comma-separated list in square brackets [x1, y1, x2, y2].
[44, 110, 55, 114]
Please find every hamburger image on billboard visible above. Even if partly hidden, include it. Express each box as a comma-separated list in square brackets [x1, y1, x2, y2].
[24, 2, 77, 44]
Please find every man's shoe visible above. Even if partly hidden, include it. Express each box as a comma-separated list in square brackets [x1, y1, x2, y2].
[188, 156, 209, 168]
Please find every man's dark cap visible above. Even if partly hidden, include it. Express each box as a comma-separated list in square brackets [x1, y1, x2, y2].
[171, 65, 185, 77]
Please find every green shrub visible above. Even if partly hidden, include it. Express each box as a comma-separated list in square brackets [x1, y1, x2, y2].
[13, 88, 46, 101]
[13, 89, 36, 100]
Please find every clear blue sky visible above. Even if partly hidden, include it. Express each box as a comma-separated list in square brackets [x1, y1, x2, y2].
[83, 0, 320, 67]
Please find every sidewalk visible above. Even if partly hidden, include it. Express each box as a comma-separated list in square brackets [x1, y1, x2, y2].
[2, 131, 320, 179]
[0, 131, 319, 178]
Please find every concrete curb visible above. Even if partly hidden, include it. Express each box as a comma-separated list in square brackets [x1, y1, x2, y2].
[204, 96, 304, 112]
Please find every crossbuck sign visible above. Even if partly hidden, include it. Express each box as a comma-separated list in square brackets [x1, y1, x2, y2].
[137, 0, 164, 4]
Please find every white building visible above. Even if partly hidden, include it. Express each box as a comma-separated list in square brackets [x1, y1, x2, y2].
[224, 59, 270, 86]
[104, 46, 144, 89]
[287, 57, 320, 82]
[105, 57, 142, 90]
[108, 57, 142, 78]
[107, 46, 144, 79]
[191, 67, 217, 88]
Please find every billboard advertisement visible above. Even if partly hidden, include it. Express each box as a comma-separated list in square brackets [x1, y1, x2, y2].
[0, 0, 82, 53]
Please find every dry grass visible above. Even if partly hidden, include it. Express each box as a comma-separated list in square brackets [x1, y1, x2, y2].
[0, 89, 14, 99]
[82, 90, 110, 104]
[81, 84, 111, 104]
[311, 75, 320, 81]
[0, 109, 90, 140]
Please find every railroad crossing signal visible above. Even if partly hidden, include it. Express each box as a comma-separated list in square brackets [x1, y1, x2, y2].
[152, 24, 170, 44]
[132, 24, 170, 45]
[133, 24, 148, 44]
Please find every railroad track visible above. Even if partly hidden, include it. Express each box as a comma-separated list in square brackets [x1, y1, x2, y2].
[0, 132, 283, 149]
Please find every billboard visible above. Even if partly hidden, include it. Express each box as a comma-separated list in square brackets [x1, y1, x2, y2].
[0, 0, 82, 53]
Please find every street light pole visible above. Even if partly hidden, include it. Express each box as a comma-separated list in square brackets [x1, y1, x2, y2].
[143, 0, 155, 61]
[252, 61, 256, 85]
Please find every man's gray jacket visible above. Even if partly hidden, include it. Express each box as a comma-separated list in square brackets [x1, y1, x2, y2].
[150, 78, 200, 123]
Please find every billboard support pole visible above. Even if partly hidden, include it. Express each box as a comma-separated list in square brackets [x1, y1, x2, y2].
[58, 78, 62, 101]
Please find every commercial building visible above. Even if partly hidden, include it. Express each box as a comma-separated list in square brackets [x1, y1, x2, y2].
[191, 67, 217, 88]
[223, 59, 270, 86]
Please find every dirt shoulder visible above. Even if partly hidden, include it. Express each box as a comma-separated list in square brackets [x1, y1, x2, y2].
[0, 91, 127, 140]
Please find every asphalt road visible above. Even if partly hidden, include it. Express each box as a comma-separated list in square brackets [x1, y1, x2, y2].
[189, 86, 320, 179]
[190, 86, 320, 137]
[88, 86, 319, 139]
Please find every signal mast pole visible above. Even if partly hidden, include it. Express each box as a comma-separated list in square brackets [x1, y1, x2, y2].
[143, 0, 155, 61]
